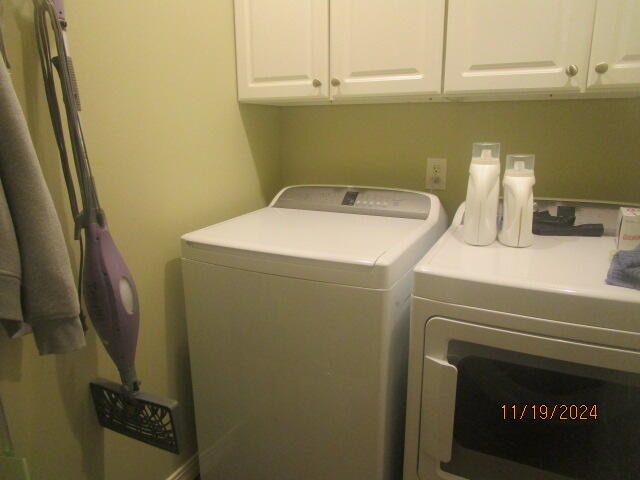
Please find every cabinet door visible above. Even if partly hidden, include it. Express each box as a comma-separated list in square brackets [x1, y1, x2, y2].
[444, 0, 596, 95]
[330, 0, 445, 99]
[234, 0, 329, 102]
[587, 1, 640, 90]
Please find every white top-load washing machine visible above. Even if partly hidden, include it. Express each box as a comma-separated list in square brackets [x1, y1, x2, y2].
[403, 203, 640, 480]
[181, 185, 447, 480]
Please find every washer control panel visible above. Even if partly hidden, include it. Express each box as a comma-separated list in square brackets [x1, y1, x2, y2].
[271, 186, 431, 219]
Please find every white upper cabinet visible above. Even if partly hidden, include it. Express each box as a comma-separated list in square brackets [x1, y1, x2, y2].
[330, 0, 445, 99]
[444, 0, 596, 95]
[234, 0, 639, 103]
[234, 0, 329, 102]
[587, 0, 640, 91]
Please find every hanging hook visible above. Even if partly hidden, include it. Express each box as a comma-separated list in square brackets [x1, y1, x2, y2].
[52, 0, 65, 22]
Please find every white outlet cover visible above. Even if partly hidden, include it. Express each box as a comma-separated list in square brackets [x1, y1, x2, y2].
[426, 158, 447, 190]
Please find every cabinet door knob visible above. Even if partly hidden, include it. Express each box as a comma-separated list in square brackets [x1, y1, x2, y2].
[595, 62, 609, 74]
[312, 78, 322, 87]
[565, 64, 579, 77]
[331, 78, 341, 87]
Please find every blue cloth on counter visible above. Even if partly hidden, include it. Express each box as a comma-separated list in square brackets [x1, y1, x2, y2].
[606, 245, 640, 290]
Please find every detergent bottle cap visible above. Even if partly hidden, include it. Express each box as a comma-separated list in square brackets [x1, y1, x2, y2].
[505, 154, 535, 175]
[471, 142, 500, 165]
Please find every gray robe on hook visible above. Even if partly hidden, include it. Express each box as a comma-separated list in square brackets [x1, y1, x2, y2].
[0, 59, 85, 354]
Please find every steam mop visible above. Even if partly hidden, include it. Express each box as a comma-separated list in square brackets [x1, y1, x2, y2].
[33, 0, 179, 453]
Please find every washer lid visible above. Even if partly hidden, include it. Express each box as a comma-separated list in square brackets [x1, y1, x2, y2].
[414, 217, 640, 334]
[181, 206, 439, 289]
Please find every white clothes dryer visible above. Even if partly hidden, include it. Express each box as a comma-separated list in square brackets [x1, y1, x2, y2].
[182, 185, 447, 480]
[403, 203, 640, 480]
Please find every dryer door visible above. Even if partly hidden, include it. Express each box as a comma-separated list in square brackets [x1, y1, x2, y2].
[418, 317, 640, 480]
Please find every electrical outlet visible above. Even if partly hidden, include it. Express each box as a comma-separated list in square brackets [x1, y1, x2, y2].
[426, 158, 447, 190]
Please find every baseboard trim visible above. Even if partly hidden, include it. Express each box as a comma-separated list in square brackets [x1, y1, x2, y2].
[166, 454, 199, 480]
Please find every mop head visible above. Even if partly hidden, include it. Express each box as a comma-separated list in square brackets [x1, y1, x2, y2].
[89, 378, 179, 453]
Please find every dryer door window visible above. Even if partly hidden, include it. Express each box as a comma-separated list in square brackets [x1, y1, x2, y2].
[418, 317, 640, 480]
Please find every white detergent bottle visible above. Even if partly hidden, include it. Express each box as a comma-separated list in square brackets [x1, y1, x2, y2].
[463, 142, 501, 246]
[499, 154, 536, 248]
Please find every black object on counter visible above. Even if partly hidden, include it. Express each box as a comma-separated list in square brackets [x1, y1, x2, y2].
[533, 210, 604, 236]
[533, 223, 605, 237]
[557, 205, 577, 219]
[534, 210, 576, 226]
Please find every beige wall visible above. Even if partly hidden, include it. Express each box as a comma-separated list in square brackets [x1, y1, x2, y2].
[0, 1, 280, 479]
[1, 1, 640, 479]
[280, 99, 640, 215]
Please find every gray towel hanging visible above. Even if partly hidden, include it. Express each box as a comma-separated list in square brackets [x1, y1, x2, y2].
[0, 58, 85, 354]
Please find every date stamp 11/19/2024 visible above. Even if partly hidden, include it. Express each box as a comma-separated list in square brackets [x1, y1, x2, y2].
[502, 404, 599, 421]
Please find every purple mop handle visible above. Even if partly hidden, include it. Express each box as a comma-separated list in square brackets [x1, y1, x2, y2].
[83, 222, 140, 391]
[52, 0, 65, 21]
